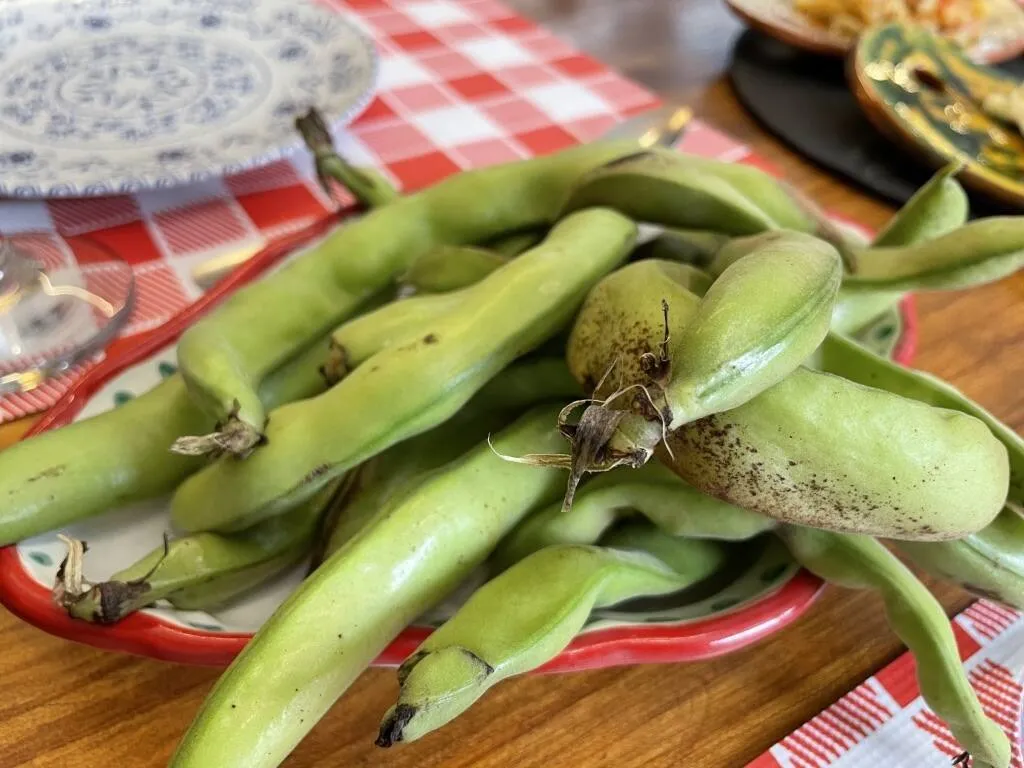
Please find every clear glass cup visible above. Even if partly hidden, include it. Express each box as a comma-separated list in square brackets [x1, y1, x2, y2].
[0, 235, 135, 395]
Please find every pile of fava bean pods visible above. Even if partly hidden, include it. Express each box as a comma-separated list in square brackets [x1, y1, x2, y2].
[2, 108, 1023, 768]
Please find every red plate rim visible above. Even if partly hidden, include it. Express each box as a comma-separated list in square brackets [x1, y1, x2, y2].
[0, 212, 919, 671]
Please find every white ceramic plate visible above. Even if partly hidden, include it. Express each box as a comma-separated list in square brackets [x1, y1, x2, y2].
[0, 0, 378, 197]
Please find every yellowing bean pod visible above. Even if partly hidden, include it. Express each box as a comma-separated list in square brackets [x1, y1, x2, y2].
[565, 258, 1009, 539]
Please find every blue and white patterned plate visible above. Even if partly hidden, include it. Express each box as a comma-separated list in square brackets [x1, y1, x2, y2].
[0, 0, 378, 198]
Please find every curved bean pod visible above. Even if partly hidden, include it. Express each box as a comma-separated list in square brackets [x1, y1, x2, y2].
[0, 322, 342, 547]
[169, 405, 569, 768]
[561, 150, 820, 235]
[325, 357, 582, 558]
[819, 330, 1024, 505]
[170, 210, 637, 533]
[55, 479, 342, 624]
[0, 284, 390, 543]
[843, 217, 1024, 292]
[173, 319, 369, 457]
[494, 461, 774, 570]
[709, 234, 895, 336]
[631, 228, 731, 268]
[565, 259, 1009, 539]
[298, 108, 542, 286]
[400, 245, 508, 295]
[829, 289, 907, 335]
[0, 377, 205, 549]
[559, 233, 842, 502]
[378, 524, 724, 746]
[872, 162, 968, 247]
[658, 230, 841, 426]
[779, 526, 1011, 768]
[895, 505, 1024, 610]
[662, 368, 1008, 540]
[174, 141, 642, 456]
[301, 108, 543, 291]
[484, 228, 547, 258]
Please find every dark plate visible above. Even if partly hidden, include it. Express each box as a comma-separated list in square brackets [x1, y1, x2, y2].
[729, 27, 1024, 211]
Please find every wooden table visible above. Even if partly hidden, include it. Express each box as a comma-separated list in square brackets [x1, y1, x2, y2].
[2, 1, 1023, 765]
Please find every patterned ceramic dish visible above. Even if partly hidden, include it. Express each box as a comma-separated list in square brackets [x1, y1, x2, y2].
[0, 215, 916, 671]
[725, 0, 1024, 63]
[0, 0, 378, 198]
[851, 22, 1024, 208]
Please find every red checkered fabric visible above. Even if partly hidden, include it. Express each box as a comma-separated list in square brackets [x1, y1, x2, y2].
[752, 600, 1024, 768]
[0, 0, 760, 423]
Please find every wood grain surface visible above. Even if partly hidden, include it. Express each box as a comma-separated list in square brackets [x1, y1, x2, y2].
[1, 1, 1022, 766]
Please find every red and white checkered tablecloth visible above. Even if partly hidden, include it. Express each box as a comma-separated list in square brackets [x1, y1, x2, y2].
[751, 600, 1024, 768]
[0, 0, 767, 424]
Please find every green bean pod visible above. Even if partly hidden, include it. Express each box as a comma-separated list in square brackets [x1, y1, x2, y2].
[0, 376, 206, 548]
[843, 217, 1024, 292]
[662, 368, 1008, 540]
[400, 245, 508, 295]
[713, 237, 897, 337]
[170, 209, 637, 533]
[494, 461, 774, 570]
[818, 331, 1024, 505]
[559, 235, 843, 501]
[565, 259, 1009, 539]
[779, 526, 1011, 768]
[829, 289, 907, 335]
[0, 285, 381, 545]
[170, 405, 569, 768]
[298, 108, 543, 282]
[378, 524, 724, 746]
[568, 259, 712, 392]
[895, 505, 1024, 610]
[560, 150, 820, 235]
[173, 321, 364, 458]
[0, 333, 335, 548]
[256, 332, 341, 405]
[322, 249, 516, 382]
[714, 164, 974, 335]
[872, 162, 968, 247]
[657, 230, 841, 426]
[322, 292, 464, 381]
[484, 228, 547, 258]
[55, 480, 342, 624]
[174, 141, 643, 456]
[631, 228, 732, 268]
[404, 229, 547, 293]
[325, 358, 582, 558]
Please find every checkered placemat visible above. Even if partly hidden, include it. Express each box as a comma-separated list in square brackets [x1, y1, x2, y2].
[0, 0, 766, 423]
[751, 600, 1024, 768]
